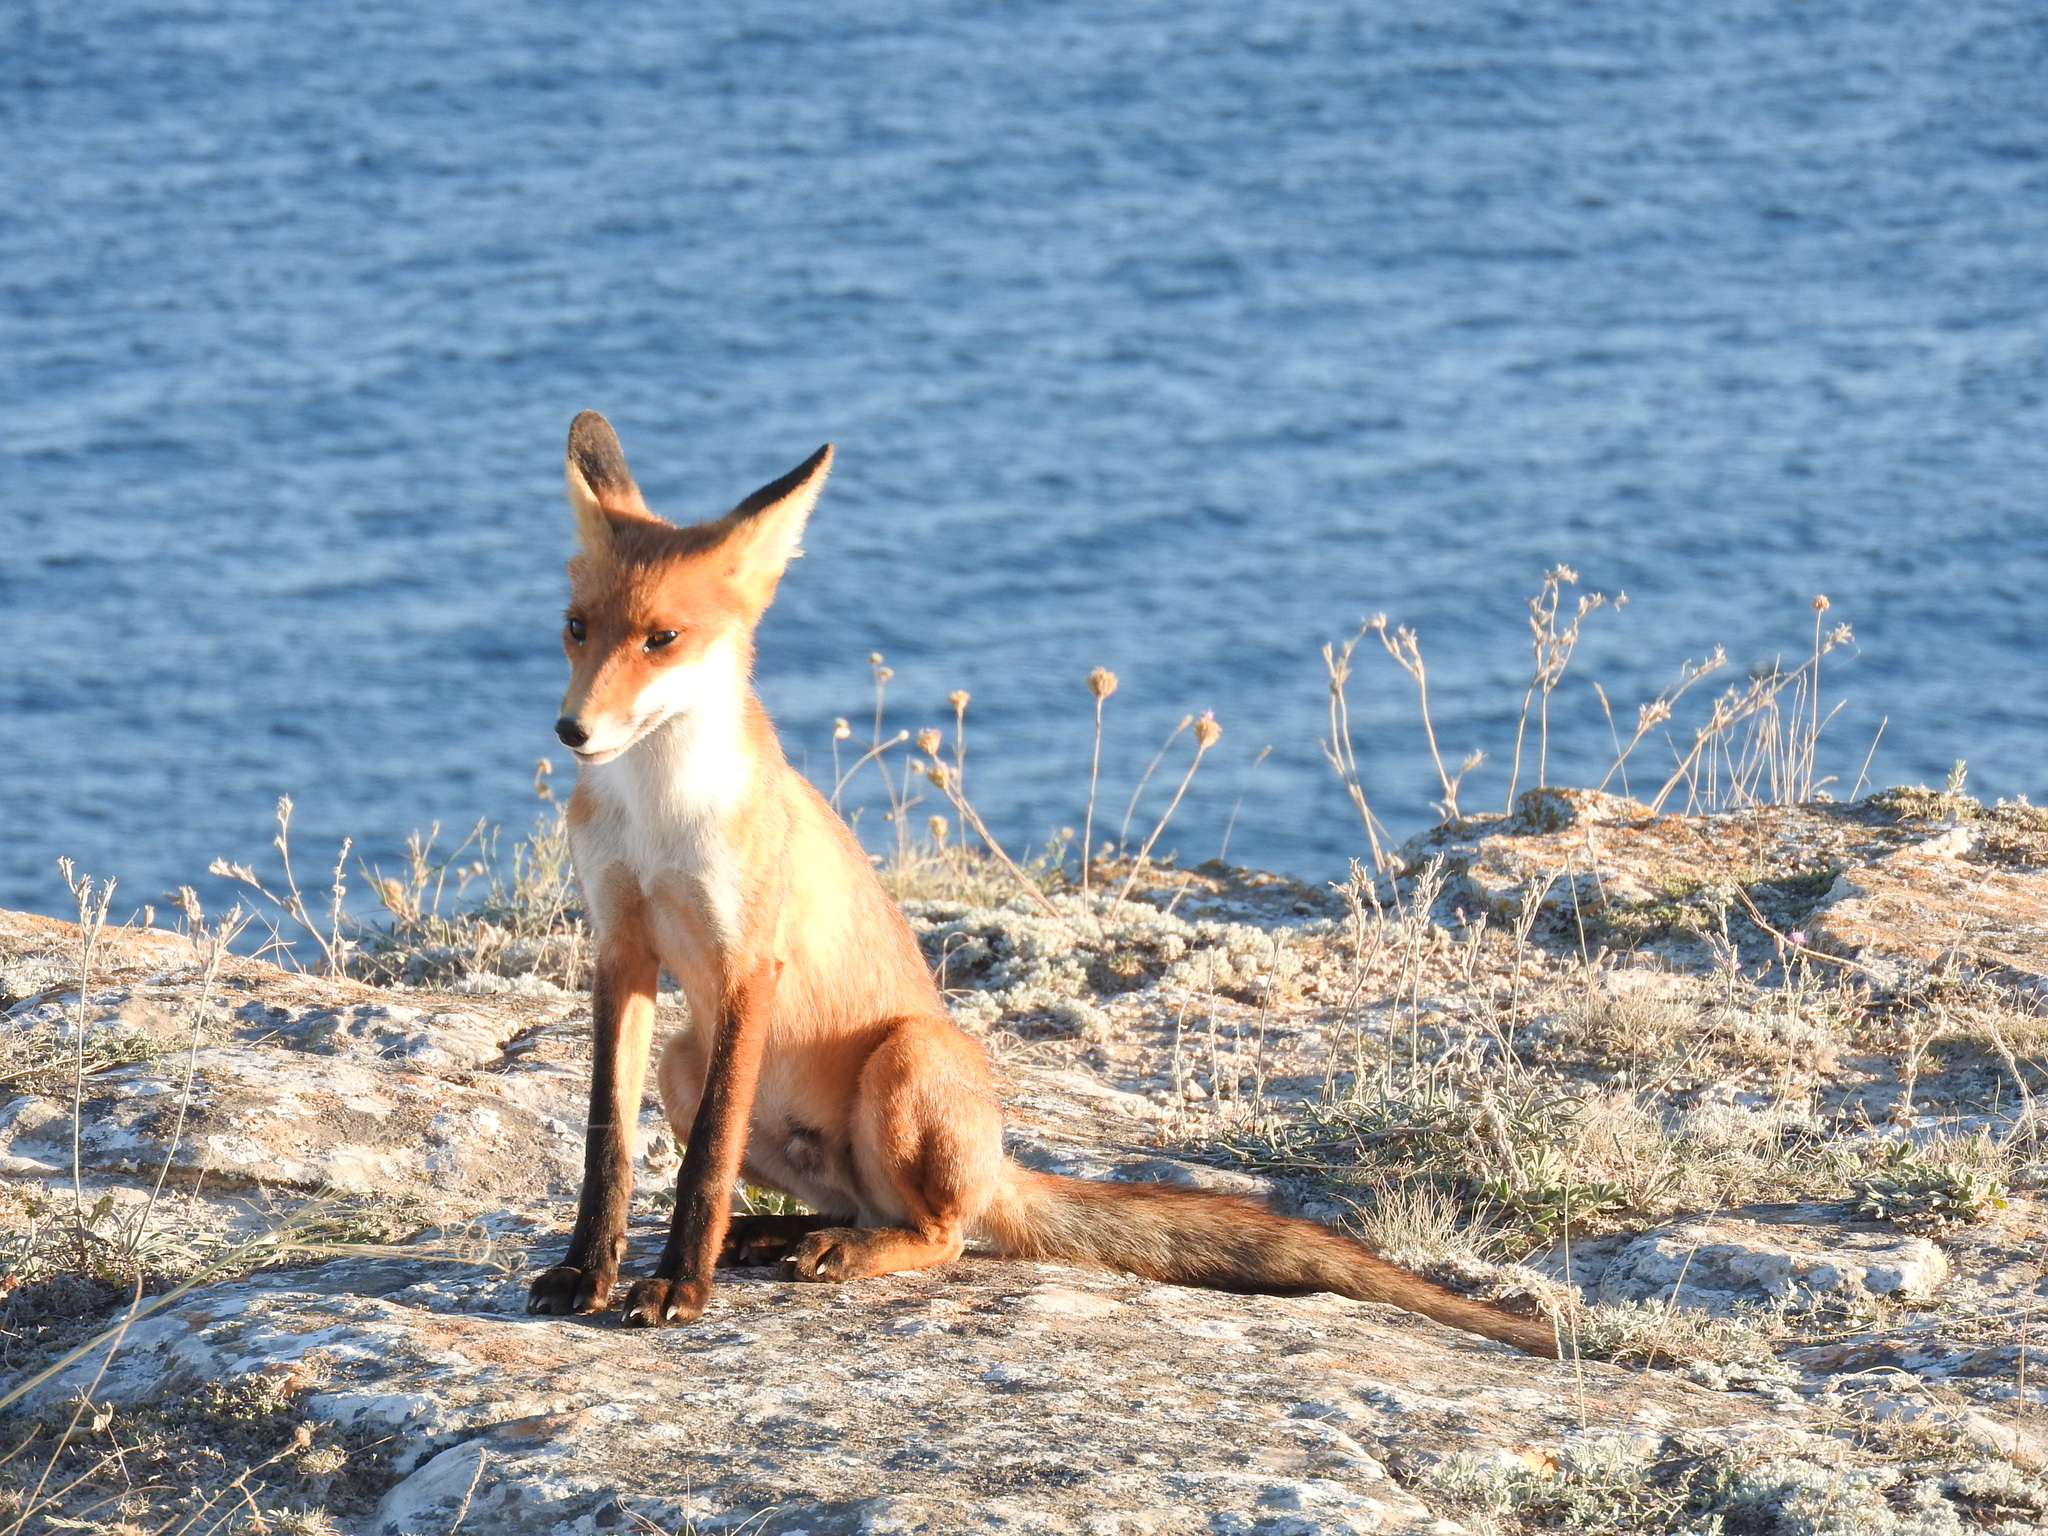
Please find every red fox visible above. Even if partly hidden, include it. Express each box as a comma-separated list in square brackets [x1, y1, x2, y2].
[526, 411, 1558, 1357]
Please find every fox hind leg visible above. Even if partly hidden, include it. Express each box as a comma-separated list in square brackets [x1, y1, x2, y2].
[719, 1213, 843, 1266]
[785, 1017, 1002, 1284]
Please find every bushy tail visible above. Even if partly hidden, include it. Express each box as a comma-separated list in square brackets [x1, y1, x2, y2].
[979, 1166, 1558, 1358]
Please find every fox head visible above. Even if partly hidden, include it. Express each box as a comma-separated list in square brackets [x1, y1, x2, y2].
[554, 411, 832, 765]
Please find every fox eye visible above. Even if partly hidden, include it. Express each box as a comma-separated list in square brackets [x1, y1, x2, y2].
[646, 630, 679, 651]
[566, 618, 586, 643]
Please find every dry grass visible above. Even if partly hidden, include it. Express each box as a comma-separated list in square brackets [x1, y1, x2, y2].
[0, 1364, 396, 1536]
[348, 765, 589, 992]
[0, 1184, 516, 1534]
[1424, 1428, 2047, 1536]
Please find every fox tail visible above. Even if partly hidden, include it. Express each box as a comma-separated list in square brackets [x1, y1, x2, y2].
[978, 1165, 1559, 1358]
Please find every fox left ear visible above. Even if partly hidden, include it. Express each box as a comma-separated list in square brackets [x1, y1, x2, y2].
[718, 444, 834, 608]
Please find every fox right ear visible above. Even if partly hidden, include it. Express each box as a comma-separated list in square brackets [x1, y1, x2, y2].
[564, 411, 653, 552]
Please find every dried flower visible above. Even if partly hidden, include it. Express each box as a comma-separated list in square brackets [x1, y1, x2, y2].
[868, 651, 884, 665]
[948, 690, 970, 711]
[928, 815, 949, 845]
[917, 728, 943, 757]
[925, 762, 951, 789]
[1813, 594, 1830, 612]
[1193, 711, 1222, 750]
[833, 717, 851, 740]
[1087, 666, 1118, 700]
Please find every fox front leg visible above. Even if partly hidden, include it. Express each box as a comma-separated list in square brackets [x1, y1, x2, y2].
[622, 960, 778, 1326]
[529, 938, 658, 1315]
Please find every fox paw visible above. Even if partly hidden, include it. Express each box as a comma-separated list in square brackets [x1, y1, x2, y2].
[718, 1214, 836, 1267]
[784, 1228, 868, 1283]
[527, 1263, 616, 1316]
[621, 1276, 709, 1328]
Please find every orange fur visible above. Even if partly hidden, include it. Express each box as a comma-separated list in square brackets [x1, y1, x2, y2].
[527, 412, 1557, 1357]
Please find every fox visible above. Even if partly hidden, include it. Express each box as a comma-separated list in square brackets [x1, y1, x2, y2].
[525, 410, 1559, 1358]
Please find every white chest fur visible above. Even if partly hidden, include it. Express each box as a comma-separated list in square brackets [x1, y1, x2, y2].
[571, 640, 753, 948]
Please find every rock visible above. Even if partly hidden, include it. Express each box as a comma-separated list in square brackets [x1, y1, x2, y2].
[24, 1241, 1831, 1536]
[1399, 791, 1850, 936]
[0, 911, 594, 1207]
[1847, 1393, 2048, 1469]
[1112, 1157, 1277, 1198]
[903, 898, 1322, 1034]
[1524, 1233, 1634, 1293]
[1806, 838, 2048, 992]
[1035, 1068, 1168, 1122]
[0, 905, 194, 971]
[1597, 1217, 1949, 1315]
[0, 1045, 583, 1198]
[0, 955, 69, 1009]
[1498, 787, 1657, 837]
[4, 883, 2041, 1534]
[1398, 791, 2048, 987]
[237, 1000, 524, 1070]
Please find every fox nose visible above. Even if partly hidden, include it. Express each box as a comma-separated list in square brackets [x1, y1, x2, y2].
[555, 716, 590, 749]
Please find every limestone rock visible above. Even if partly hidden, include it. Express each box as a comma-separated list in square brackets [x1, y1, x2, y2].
[0, 1045, 582, 1198]
[4, 888, 2042, 1534]
[26, 1240, 1822, 1536]
[1397, 789, 1832, 931]
[1845, 1392, 2048, 1469]
[1399, 791, 2048, 987]
[1596, 1217, 1949, 1315]
[237, 999, 525, 1070]
[1806, 836, 2048, 991]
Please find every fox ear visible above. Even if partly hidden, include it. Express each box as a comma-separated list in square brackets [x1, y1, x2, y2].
[564, 411, 654, 552]
[719, 444, 834, 608]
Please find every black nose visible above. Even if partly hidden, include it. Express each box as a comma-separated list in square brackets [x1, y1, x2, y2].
[555, 716, 589, 749]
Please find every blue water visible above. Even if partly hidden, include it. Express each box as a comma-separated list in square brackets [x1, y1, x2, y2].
[4, 0, 2047, 922]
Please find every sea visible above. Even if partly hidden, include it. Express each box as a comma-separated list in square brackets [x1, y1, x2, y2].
[4, 0, 2046, 925]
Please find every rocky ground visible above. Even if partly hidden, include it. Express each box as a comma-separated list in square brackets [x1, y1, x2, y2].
[4, 787, 2048, 1534]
